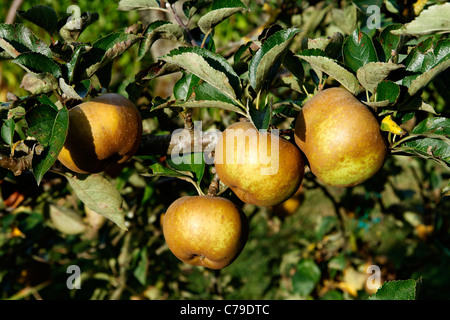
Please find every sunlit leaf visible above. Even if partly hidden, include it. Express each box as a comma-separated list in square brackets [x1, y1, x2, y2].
[369, 279, 420, 300]
[249, 27, 301, 92]
[64, 173, 128, 230]
[391, 3, 450, 36]
[298, 53, 363, 94]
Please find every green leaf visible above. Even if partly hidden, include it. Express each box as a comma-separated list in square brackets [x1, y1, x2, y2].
[282, 51, 304, 84]
[408, 59, 450, 96]
[16, 5, 58, 35]
[324, 32, 345, 59]
[391, 3, 450, 36]
[397, 95, 437, 115]
[356, 62, 403, 93]
[443, 181, 450, 197]
[167, 153, 206, 183]
[249, 27, 301, 92]
[342, 28, 378, 72]
[198, 0, 247, 35]
[292, 259, 321, 297]
[304, 37, 332, 51]
[249, 103, 271, 130]
[375, 80, 400, 104]
[58, 78, 83, 101]
[161, 46, 242, 102]
[145, 162, 189, 179]
[26, 104, 69, 185]
[140, 60, 181, 81]
[49, 204, 87, 235]
[376, 23, 405, 62]
[64, 173, 128, 230]
[234, 41, 253, 64]
[402, 138, 450, 167]
[118, 0, 161, 11]
[58, 12, 99, 43]
[403, 38, 449, 75]
[13, 52, 62, 78]
[330, 5, 357, 35]
[298, 53, 363, 94]
[143, 162, 205, 196]
[137, 21, 187, 61]
[369, 279, 419, 300]
[169, 100, 247, 117]
[411, 117, 450, 135]
[133, 247, 148, 286]
[82, 31, 141, 78]
[183, 0, 214, 19]
[173, 72, 200, 101]
[64, 45, 87, 83]
[328, 253, 346, 271]
[0, 23, 52, 58]
[137, 20, 169, 60]
[396, 118, 450, 167]
[74, 79, 91, 99]
[403, 37, 434, 73]
[194, 81, 237, 105]
[1, 118, 15, 145]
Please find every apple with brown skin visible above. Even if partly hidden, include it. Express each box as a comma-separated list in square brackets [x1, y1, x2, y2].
[214, 121, 304, 207]
[294, 87, 388, 187]
[162, 195, 248, 270]
[58, 93, 142, 174]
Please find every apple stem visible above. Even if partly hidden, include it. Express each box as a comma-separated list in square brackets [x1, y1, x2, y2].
[207, 167, 220, 197]
[184, 109, 194, 130]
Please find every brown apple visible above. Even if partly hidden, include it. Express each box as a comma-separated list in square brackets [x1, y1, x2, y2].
[214, 121, 304, 207]
[58, 93, 142, 174]
[162, 195, 248, 270]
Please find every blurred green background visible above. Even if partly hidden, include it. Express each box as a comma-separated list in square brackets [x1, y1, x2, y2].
[0, 0, 449, 300]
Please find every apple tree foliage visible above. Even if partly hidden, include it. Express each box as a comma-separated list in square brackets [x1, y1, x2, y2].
[0, 0, 448, 300]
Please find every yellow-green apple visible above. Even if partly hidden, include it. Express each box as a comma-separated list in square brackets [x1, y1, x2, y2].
[214, 121, 304, 207]
[294, 87, 388, 187]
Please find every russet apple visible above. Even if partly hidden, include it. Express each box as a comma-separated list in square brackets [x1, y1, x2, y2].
[294, 87, 388, 187]
[214, 121, 304, 207]
[162, 195, 249, 270]
[58, 93, 142, 174]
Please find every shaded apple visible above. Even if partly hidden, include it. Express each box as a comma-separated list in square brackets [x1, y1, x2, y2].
[58, 93, 142, 174]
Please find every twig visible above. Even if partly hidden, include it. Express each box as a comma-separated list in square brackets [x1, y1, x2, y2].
[137, 131, 220, 157]
[0, 152, 33, 176]
[184, 109, 194, 130]
[110, 231, 132, 300]
[167, 2, 197, 46]
[5, 0, 24, 24]
[207, 166, 220, 196]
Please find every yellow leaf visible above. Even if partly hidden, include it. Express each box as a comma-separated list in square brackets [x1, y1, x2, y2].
[381, 115, 406, 135]
[415, 224, 433, 241]
[11, 226, 25, 238]
[338, 267, 367, 297]
[414, 0, 428, 16]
